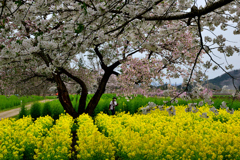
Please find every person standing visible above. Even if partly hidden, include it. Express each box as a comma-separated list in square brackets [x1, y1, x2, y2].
[109, 97, 118, 115]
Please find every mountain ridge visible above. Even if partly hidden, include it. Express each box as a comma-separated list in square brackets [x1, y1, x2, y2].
[205, 69, 240, 90]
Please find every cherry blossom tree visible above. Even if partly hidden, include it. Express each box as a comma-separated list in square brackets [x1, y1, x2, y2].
[0, 0, 240, 117]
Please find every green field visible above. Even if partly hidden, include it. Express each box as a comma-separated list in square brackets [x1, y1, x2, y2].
[0, 95, 56, 112]
[18, 94, 240, 120]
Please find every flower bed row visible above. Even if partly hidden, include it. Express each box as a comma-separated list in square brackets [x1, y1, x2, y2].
[95, 104, 240, 160]
[75, 114, 115, 160]
[0, 116, 53, 160]
[34, 114, 74, 160]
[0, 114, 73, 160]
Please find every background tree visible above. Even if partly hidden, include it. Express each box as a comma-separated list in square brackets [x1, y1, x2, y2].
[0, 0, 239, 117]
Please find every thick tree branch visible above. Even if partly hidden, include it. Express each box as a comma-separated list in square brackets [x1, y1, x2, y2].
[94, 45, 108, 70]
[109, 49, 141, 71]
[0, 0, 7, 19]
[60, 68, 87, 91]
[105, 0, 164, 34]
[112, 71, 119, 76]
[52, 73, 79, 118]
[60, 68, 88, 114]
[141, 0, 234, 21]
[148, 51, 153, 59]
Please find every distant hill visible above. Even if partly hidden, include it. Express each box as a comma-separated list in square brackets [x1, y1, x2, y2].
[205, 69, 240, 90]
[150, 69, 240, 91]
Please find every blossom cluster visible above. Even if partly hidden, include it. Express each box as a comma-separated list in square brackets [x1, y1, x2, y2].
[95, 105, 240, 159]
[75, 114, 115, 160]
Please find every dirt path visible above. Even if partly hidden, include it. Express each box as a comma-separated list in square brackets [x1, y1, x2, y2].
[0, 99, 55, 120]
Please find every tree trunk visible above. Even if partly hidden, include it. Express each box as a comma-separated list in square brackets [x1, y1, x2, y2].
[78, 87, 88, 114]
[53, 73, 79, 118]
[85, 71, 111, 116]
[59, 68, 88, 115]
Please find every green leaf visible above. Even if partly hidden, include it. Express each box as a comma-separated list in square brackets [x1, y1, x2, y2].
[81, 2, 87, 15]
[14, 0, 23, 6]
[75, 23, 84, 34]
[0, 19, 6, 29]
[34, 31, 43, 37]
[16, 40, 22, 45]
[0, 44, 5, 49]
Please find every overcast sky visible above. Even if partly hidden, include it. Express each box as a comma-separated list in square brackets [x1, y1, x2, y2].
[198, 1, 240, 79]
[202, 28, 240, 78]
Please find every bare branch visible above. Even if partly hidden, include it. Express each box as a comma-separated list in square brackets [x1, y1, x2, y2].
[185, 16, 203, 91]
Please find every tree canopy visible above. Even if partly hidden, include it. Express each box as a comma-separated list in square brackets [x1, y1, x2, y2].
[0, 0, 239, 117]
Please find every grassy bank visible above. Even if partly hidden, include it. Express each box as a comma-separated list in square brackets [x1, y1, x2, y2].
[0, 95, 56, 112]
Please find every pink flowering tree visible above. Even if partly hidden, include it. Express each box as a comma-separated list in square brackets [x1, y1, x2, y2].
[116, 26, 202, 96]
[0, 0, 240, 117]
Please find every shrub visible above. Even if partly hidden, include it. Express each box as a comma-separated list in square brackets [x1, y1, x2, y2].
[93, 99, 111, 116]
[71, 94, 80, 112]
[30, 102, 42, 120]
[42, 102, 52, 117]
[18, 103, 27, 119]
[51, 101, 64, 120]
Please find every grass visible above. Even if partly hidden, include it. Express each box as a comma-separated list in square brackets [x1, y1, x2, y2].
[0, 95, 56, 112]
[13, 93, 240, 120]
[67, 94, 240, 114]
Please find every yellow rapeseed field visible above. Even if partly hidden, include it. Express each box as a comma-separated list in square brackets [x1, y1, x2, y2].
[1, 104, 240, 160]
[95, 104, 240, 160]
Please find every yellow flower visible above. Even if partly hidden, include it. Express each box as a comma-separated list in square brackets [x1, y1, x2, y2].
[166, 155, 172, 159]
